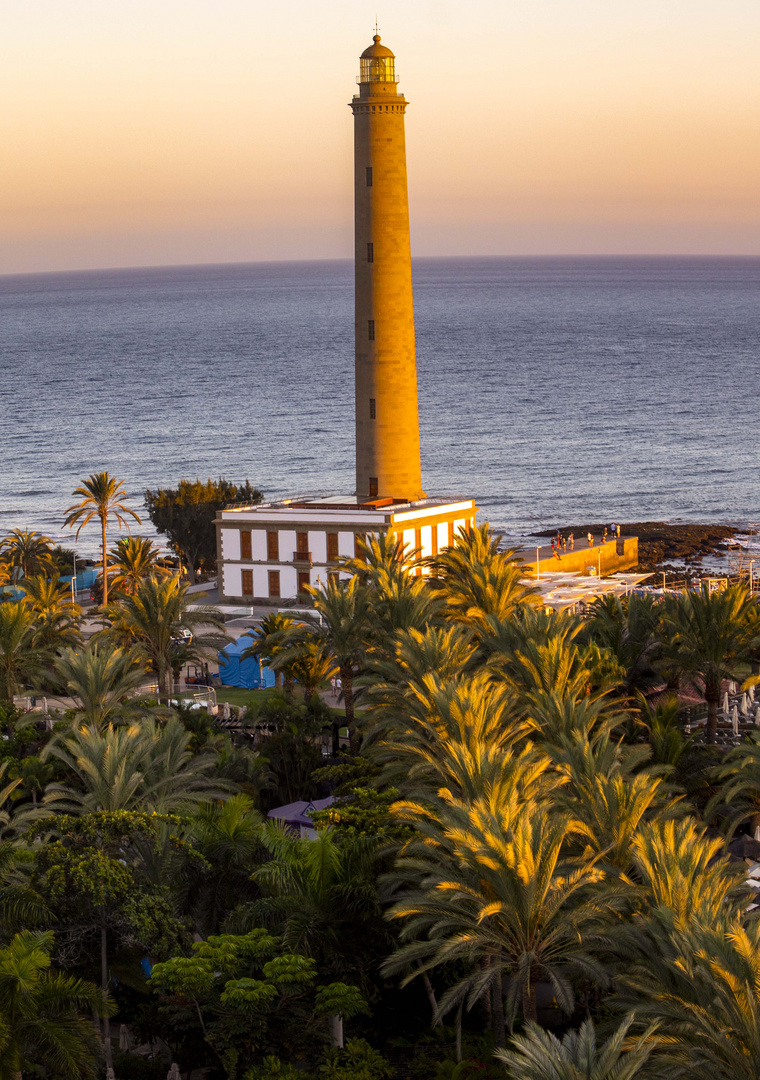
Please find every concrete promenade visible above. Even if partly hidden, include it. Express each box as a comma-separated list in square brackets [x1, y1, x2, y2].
[517, 534, 639, 578]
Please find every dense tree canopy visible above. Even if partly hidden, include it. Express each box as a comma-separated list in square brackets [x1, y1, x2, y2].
[144, 478, 263, 579]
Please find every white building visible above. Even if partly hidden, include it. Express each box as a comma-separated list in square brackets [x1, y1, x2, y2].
[216, 494, 477, 605]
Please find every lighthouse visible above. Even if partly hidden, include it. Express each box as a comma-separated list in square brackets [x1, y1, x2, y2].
[215, 34, 477, 606]
[351, 35, 425, 502]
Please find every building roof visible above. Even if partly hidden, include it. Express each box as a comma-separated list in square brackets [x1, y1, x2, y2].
[267, 797, 336, 827]
[360, 34, 394, 59]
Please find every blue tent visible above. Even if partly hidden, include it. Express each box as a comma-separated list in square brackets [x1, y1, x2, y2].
[217, 634, 276, 690]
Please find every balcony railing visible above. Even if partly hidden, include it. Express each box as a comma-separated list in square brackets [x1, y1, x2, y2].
[293, 551, 312, 564]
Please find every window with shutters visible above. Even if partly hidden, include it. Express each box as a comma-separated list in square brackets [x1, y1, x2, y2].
[369, 477, 378, 497]
[268, 570, 281, 597]
[297, 571, 310, 595]
[240, 530, 252, 560]
[296, 532, 309, 558]
[354, 533, 366, 559]
[266, 531, 279, 560]
[328, 570, 339, 586]
[241, 569, 253, 595]
[327, 533, 339, 561]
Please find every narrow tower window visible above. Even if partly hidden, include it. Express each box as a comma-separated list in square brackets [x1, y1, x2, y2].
[369, 477, 378, 497]
[366, 166, 373, 186]
[367, 242, 374, 263]
[369, 397, 376, 419]
[368, 320, 375, 340]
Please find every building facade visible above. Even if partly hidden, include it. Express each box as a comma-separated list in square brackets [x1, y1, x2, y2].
[217, 495, 477, 604]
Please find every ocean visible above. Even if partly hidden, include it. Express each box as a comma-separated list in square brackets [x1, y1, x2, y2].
[1, 256, 758, 559]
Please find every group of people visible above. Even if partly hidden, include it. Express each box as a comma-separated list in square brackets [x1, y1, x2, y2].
[330, 675, 343, 699]
[550, 522, 623, 559]
[550, 532, 575, 559]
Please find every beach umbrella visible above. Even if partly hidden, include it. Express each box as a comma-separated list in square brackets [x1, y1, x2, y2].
[730, 681, 738, 694]
[742, 693, 749, 716]
[733, 709, 740, 736]
[756, 705, 760, 726]
[119, 1024, 132, 1051]
[751, 684, 756, 703]
[167, 1067, 181, 1080]
[723, 691, 730, 715]
[755, 826, 760, 843]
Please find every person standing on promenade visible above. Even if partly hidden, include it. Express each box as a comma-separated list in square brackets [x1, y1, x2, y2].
[569, 533, 574, 550]
[587, 532, 594, 547]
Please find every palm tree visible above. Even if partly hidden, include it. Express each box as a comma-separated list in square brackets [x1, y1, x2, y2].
[708, 730, 760, 836]
[385, 796, 607, 1037]
[428, 524, 537, 631]
[660, 583, 755, 743]
[18, 575, 81, 651]
[0, 929, 106, 1080]
[44, 716, 233, 813]
[188, 794, 263, 934]
[103, 574, 228, 700]
[63, 472, 141, 608]
[496, 1016, 657, 1079]
[107, 535, 169, 596]
[52, 643, 148, 729]
[241, 612, 297, 693]
[249, 824, 383, 990]
[0, 530, 55, 581]
[286, 634, 337, 703]
[0, 603, 45, 704]
[616, 918, 760, 1080]
[305, 576, 370, 751]
[586, 593, 661, 697]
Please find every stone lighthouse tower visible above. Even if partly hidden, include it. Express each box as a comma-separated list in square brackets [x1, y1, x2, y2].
[351, 35, 425, 502]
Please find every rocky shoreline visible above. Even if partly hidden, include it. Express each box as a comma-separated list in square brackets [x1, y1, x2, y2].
[535, 521, 741, 577]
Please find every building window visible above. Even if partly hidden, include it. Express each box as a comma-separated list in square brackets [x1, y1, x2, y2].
[328, 570, 339, 586]
[366, 166, 373, 186]
[369, 397, 376, 420]
[369, 477, 378, 497]
[297, 571, 310, 595]
[240, 530, 252, 560]
[354, 533, 366, 559]
[368, 320, 375, 341]
[367, 242, 374, 263]
[296, 532, 309, 560]
[266, 531, 279, 560]
[268, 570, 281, 598]
[327, 533, 339, 561]
[241, 569, 253, 595]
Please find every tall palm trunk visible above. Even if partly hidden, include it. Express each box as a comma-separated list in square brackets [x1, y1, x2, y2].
[492, 967, 506, 1048]
[328, 1014, 344, 1047]
[522, 974, 538, 1024]
[341, 663, 357, 751]
[101, 515, 109, 608]
[101, 925, 114, 1076]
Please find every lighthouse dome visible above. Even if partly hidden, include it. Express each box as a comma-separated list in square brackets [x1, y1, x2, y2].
[360, 35, 395, 60]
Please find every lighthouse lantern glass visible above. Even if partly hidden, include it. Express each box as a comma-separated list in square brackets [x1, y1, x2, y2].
[359, 56, 397, 83]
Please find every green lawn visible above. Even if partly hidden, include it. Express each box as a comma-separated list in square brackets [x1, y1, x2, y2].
[213, 684, 347, 717]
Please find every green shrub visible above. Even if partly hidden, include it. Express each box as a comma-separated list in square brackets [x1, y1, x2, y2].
[319, 1038, 394, 1080]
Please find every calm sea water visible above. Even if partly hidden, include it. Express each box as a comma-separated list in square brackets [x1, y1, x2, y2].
[1, 257, 758, 558]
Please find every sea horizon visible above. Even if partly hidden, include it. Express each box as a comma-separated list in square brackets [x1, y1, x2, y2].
[2, 255, 758, 559]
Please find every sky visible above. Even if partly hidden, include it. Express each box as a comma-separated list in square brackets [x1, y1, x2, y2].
[2, 0, 759, 273]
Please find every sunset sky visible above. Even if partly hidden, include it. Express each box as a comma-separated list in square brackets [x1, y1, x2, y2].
[2, 0, 759, 273]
